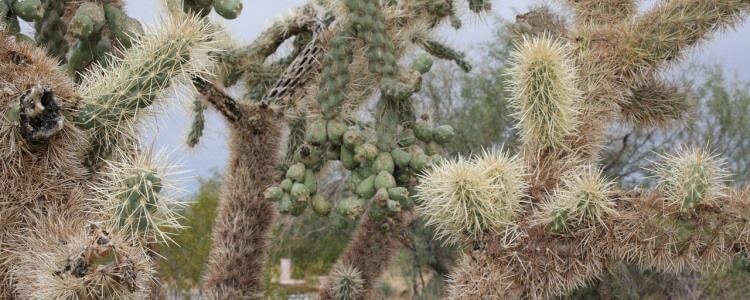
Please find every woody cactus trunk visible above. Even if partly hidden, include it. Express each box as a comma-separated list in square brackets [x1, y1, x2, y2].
[413, 0, 750, 299]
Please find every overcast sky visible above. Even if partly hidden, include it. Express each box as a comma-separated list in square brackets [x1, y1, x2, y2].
[119, 0, 750, 193]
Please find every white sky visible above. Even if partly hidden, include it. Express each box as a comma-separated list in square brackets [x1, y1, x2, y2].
[120, 0, 750, 193]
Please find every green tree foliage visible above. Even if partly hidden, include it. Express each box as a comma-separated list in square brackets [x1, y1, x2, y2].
[158, 178, 220, 294]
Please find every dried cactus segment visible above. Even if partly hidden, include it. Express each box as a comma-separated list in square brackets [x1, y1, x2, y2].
[11, 219, 154, 300]
[90, 147, 186, 245]
[507, 34, 581, 154]
[651, 147, 731, 210]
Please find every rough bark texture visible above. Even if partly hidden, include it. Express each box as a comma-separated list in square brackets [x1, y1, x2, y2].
[319, 212, 414, 299]
[202, 103, 283, 299]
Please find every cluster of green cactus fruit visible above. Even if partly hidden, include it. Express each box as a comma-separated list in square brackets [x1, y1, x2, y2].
[181, 0, 243, 19]
[265, 116, 455, 220]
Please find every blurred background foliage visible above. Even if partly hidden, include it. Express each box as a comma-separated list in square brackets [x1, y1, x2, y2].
[158, 19, 750, 299]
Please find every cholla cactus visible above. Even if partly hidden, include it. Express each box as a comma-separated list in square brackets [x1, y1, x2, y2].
[0, 5, 217, 298]
[414, 1, 750, 299]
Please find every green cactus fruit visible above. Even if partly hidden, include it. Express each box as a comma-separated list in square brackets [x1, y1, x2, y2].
[340, 146, 358, 170]
[306, 119, 328, 145]
[337, 196, 366, 220]
[11, 0, 42, 21]
[303, 169, 318, 194]
[278, 194, 293, 213]
[286, 163, 306, 182]
[343, 127, 365, 149]
[291, 183, 310, 202]
[66, 39, 96, 73]
[414, 122, 433, 142]
[297, 144, 324, 167]
[68, 2, 105, 38]
[410, 153, 430, 170]
[355, 166, 374, 179]
[347, 171, 362, 190]
[373, 152, 395, 174]
[391, 148, 412, 168]
[395, 170, 411, 185]
[411, 54, 434, 74]
[354, 143, 379, 162]
[310, 195, 332, 216]
[407, 145, 425, 156]
[264, 186, 284, 202]
[387, 187, 408, 203]
[368, 205, 386, 222]
[387, 199, 401, 213]
[327, 119, 347, 145]
[280, 178, 294, 192]
[425, 141, 442, 156]
[433, 125, 455, 144]
[213, 0, 243, 19]
[374, 188, 390, 207]
[326, 146, 340, 160]
[290, 200, 308, 216]
[374, 171, 397, 189]
[104, 4, 143, 48]
[399, 129, 417, 146]
[400, 195, 415, 210]
[356, 175, 376, 199]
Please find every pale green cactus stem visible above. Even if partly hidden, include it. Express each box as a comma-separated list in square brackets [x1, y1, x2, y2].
[117, 169, 163, 232]
[76, 14, 218, 170]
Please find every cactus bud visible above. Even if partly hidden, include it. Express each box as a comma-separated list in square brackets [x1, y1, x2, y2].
[356, 175, 376, 199]
[433, 125, 455, 144]
[303, 169, 318, 194]
[340, 146, 358, 170]
[213, 0, 243, 19]
[12, 0, 42, 21]
[264, 186, 284, 202]
[327, 120, 347, 145]
[387, 187, 409, 203]
[337, 196, 366, 220]
[374, 188, 390, 207]
[354, 143, 379, 162]
[306, 119, 328, 145]
[291, 183, 310, 202]
[425, 141, 442, 156]
[399, 128, 417, 146]
[286, 163, 306, 182]
[343, 127, 365, 148]
[311, 195, 332, 216]
[391, 148, 412, 168]
[410, 153, 430, 170]
[68, 2, 105, 38]
[373, 152, 395, 174]
[387, 199, 401, 213]
[278, 194, 293, 213]
[374, 171, 397, 189]
[280, 178, 293, 192]
[414, 122, 433, 142]
[411, 54, 434, 74]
